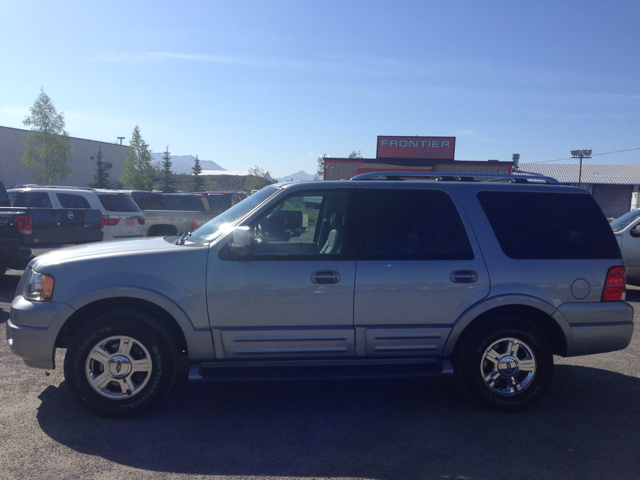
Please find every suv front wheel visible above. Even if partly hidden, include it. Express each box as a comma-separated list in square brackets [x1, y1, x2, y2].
[455, 316, 553, 412]
[63, 311, 178, 418]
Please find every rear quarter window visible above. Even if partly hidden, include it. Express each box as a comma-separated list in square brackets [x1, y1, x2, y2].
[98, 194, 141, 213]
[56, 193, 91, 209]
[478, 191, 621, 259]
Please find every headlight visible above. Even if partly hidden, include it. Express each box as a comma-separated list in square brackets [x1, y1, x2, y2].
[23, 270, 55, 302]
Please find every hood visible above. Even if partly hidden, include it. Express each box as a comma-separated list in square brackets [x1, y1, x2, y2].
[29, 236, 188, 269]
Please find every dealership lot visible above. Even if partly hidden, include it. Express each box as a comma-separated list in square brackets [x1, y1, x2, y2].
[1, 268, 639, 480]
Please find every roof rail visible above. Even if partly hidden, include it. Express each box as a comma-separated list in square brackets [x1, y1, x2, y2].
[350, 171, 559, 184]
[15, 185, 98, 191]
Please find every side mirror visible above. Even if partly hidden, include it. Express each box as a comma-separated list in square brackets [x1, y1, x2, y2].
[229, 226, 251, 255]
[631, 225, 640, 238]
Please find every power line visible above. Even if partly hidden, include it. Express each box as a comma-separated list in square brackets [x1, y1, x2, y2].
[531, 147, 640, 164]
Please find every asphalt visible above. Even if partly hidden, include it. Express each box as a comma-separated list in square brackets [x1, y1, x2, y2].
[1, 268, 639, 480]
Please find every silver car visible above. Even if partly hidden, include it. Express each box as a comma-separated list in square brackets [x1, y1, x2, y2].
[7, 172, 634, 417]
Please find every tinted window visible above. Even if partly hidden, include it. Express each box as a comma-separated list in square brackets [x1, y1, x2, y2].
[56, 193, 91, 209]
[204, 194, 227, 211]
[358, 189, 473, 260]
[478, 191, 621, 259]
[134, 194, 167, 210]
[98, 194, 141, 213]
[13, 192, 52, 208]
[164, 195, 204, 211]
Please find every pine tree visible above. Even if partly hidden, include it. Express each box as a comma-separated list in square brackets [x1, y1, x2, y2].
[160, 145, 177, 193]
[88, 145, 112, 188]
[120, 125, 157, 190]
[191, 154, 205, 192]
[22, 88, 74, 184]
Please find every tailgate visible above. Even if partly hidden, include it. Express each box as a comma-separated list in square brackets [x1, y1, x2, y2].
[25, 209, 103, 246]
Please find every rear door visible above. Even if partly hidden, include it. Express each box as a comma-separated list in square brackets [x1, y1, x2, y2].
[98, 193, 146, 238]
[352, 186, 490, 358]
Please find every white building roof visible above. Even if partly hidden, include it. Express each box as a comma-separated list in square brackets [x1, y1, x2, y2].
[518, 163, 640, 185]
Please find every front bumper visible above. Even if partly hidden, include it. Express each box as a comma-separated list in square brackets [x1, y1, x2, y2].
[7, 296, 72, 369]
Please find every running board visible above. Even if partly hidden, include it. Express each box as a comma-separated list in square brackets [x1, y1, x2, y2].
[189, 358, 454, 382]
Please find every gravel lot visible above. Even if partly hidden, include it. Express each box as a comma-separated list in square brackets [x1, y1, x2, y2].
[1, 268, 639, 480]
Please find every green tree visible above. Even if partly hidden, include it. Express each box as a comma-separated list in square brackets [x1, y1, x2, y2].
[316, 153, 328, 178]
[22, 88, 74, 184]
[120, 125, 157, 190]
[160, 145, 177, 193]
[348, 150, 362, 158]
[88, 145, 112, 188]
[191, 154, 205, 191]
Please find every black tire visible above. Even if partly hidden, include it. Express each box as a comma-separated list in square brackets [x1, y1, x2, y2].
[454, 316, 553, 412]
[63, 310, 178, 418]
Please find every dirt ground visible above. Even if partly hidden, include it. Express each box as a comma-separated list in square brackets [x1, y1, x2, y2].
[1, 268, 639, 480]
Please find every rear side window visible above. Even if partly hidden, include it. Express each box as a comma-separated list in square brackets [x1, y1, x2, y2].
[478, 191, 621, 259]
[134, 194, 167, 210]
[13, 192, 53, 208]
[56, 193, 91, 209]
[98, 194, 141, 213]
[164, 195, 204, 211]
[204, 195, 226, 211]
[357, 189, 473, 260]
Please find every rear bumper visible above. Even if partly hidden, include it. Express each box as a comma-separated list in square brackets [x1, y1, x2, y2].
[558, 301, 634, 356]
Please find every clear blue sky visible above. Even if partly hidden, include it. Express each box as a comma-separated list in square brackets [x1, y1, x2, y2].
[1, 0, 638, 177]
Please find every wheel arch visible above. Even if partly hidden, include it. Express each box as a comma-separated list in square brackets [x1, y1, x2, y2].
[444, 296, 569, 358]
[54, 289, 196, 356]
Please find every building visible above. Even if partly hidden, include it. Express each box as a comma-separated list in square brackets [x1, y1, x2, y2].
[518, 163, 640, 218]
[0, 125, 130, 188]
[323, 136, 512, 180]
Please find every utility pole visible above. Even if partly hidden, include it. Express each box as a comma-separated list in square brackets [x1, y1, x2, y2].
[571, 149, 592, 188]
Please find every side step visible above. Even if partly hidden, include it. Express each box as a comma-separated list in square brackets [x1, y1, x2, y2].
[189, 358, 454, 382]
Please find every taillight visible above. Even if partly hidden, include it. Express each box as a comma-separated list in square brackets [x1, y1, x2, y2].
[105, 216, 120, 226]
[138, 216, 145, 225]
[100, 214, 105, 232]
[191, 216, 203, 231]
[602, 266, 626, 301]
[15, 214, 33, 235]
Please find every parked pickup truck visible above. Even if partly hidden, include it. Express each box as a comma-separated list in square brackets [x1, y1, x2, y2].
[130, 192, 213, 237]
[0, 183, 102, 272]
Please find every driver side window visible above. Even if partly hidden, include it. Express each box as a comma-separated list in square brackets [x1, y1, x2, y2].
[251, 190, 349, 257]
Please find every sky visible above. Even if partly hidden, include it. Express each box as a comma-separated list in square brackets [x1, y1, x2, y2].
[0, 0, 638, 178]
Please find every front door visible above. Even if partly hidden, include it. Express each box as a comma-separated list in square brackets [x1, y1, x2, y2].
[206, 188, 357, 360]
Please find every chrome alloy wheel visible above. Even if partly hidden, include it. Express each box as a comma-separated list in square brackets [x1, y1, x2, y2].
[85, 335, 153, 399]
[480, 337, 537, 396]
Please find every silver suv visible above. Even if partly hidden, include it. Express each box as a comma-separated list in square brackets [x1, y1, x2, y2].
[7, 172, 634, 417]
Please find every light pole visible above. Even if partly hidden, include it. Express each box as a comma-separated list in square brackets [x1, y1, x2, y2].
[571, 149, 592, 188]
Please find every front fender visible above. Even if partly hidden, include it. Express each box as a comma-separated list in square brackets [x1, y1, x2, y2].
[59, 286, 213, 362]
[442, 294, 571, 357]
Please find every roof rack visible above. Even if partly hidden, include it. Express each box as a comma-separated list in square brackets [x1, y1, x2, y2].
[350, 171, 559, 184]
[13, 185, 98, 191]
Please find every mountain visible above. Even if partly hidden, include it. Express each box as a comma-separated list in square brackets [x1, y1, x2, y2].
[276, 170, 317, 182]
[150, 153, 225, 174]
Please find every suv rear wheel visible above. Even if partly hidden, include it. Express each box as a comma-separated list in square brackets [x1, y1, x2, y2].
[63, 311, 178, 418]
[455, 316, 553, 412]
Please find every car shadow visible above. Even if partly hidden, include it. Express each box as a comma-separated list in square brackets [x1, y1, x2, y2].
[36, 365, 640, 479]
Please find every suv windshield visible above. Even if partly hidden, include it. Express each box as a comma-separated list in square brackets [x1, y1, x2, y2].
[610, 209, 640, 232]
[191, 186, 279, 242]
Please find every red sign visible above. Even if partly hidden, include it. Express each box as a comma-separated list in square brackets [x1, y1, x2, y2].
[377, 136, 456, 161]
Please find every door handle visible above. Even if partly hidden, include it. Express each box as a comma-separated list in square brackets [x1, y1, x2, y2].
[450, 270, 478, 283]
[311, 270, 341, 284]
